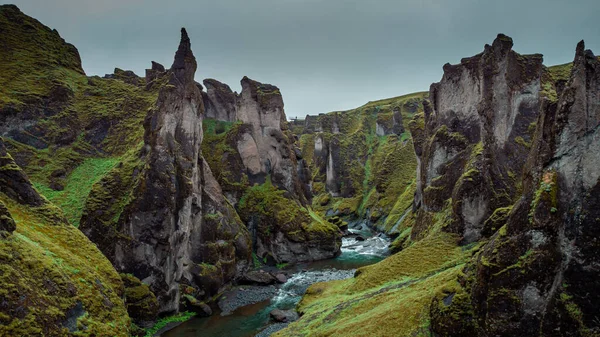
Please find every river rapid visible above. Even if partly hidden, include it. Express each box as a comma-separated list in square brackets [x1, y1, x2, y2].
[162, 228, 390, 337]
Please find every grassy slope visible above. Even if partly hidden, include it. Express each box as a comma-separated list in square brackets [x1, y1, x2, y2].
[8, 75, 159, 227]
[275, 233, 475, 337]
[0, 5, 156, 335]
[0, 5, 84, 108]
[0, 5, 159, 227]
[0, 193, 130, 336]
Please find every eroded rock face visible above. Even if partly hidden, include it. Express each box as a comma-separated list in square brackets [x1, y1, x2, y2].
[81, 29, 251, 315]
[235, 77, 309, 202]
[430, 41, 600, 336]
[0, 138, 45, 207]
[0, 201, 15, 235]
[201, 76, 311, 204]
[411, 34, 544, 243]
[202, 78, 237, 122]
[376, 108, 404, 136]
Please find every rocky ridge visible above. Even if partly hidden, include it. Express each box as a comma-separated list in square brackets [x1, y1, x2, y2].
[430, 39, 600, 337]
[80, 28, 253, 315]
[276, 35, 600, 337]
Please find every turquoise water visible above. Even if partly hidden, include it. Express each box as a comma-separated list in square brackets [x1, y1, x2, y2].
[162, 235, 389, 337]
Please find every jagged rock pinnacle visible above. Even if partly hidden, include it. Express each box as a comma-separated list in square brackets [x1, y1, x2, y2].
[490, 33, 513, 56]
[171, 27, 197, 85]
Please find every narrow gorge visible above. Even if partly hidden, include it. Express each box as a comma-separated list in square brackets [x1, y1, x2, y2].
[1, 3, 599, 337]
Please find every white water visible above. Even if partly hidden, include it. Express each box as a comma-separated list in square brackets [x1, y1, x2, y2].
[163, 233, 391, 337]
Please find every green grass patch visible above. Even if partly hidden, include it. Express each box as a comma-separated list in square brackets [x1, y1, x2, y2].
[33, 157, 119, 227]
[143, 311, 195, 337]
[275, 233, 473, 337]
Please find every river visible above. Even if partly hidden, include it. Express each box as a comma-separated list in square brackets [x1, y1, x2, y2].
[162, 229, 390, 337]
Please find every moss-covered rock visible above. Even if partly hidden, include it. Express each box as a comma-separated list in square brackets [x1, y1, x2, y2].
[411, 34, 544, 244]
[0, 139, 130, 335]
[238, 178, 341, 263]
[0, 200, 16, 235]
[121, 274, 159, 327]
[291, 92, 426, 236]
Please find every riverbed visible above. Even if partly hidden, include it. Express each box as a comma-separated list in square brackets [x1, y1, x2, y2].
[162, 230, 390, 337]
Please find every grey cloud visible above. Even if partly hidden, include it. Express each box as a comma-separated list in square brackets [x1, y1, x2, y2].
[5, 0, 600, 117]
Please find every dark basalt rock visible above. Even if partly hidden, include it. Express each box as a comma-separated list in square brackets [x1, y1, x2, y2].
[411, 34, 544, 243]
[275, 273, 287, 284]
[104, 68, 143, 86]
[121, 274, 159, 327]
[81, 29, 252, 315]
[429, 39, 600, 336]
[0, 201, 16, 235]
[0, 137, 45, 206]
[145, 61, 166, 88]
[240, 270, 277, 286]
[270, 309, 298, 323]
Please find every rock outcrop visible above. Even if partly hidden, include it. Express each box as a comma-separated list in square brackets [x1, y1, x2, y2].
[431, 40, 600, 336]
[293, 93, 425, 235]
[201, 76, 311, 203]
[202, 78, 237, 122]
[0, 137, 46, 207]
[411, 34, 544, 243]
[200, 78, 340, 264]
[0, 141, 130, 335]
[80, 29, 252, 314]
[0, 5, 84, 150]
[0, 201, 15, 235]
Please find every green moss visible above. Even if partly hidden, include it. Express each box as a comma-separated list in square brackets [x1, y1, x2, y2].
[143, 311, 195, 337]
[275, 233, 472, 337]
[0, 194, 130, 336]
[548, 62, 573, 82]
[32, 157, 119, 227]
[514, 136, 531, 148]
[80, 144, 145, 232]
[201, 119, 249, 194]
[528, 171, 558, 223]
[0, 5, 85, 109]
[238, 178, 339, 261]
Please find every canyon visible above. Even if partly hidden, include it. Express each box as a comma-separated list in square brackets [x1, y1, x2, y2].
[1, 4, 599, 337]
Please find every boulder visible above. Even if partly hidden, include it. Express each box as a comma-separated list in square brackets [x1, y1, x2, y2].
[274, 273, 288, 284]
[240, 270, 277, 285]
[270, 309, 298, 323]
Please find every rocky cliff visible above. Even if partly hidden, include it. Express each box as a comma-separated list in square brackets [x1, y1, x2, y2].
[200, 78, 342, 264]
[430, 40, 600, 337]
[201, 77, 311, 202]
[411, 34, 543, 244]
[0, 5, 343, 325]
[292, 93, 426, 239]
[80, 29, 253, 315]
[276, 35, 600, 337]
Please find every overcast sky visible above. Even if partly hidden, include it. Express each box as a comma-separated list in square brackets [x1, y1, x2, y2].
[5, 0, 600, 118]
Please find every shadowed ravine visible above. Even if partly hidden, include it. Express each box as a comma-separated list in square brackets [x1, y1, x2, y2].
[162, 231, 390, 337]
